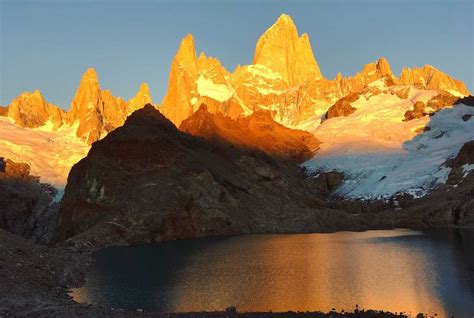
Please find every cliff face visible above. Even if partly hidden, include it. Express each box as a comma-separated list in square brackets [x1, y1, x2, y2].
[55, 105, 348, 247]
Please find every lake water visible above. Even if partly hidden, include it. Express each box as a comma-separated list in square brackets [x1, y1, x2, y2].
[71, 229, 474, 316]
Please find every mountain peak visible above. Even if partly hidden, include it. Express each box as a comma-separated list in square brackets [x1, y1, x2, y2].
[253, 14, 323, 85]
[376, 57, 392, 76]
[127, 82, 152, 113]
[82, 67, 99, 84]
[274, 13, 297, 28]
[175, 34, 198, 72]
[137, 82, 150, 95]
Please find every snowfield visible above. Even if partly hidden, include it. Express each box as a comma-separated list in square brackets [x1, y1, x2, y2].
[0, 117, 90, 187]
[304, 87, 474, 200]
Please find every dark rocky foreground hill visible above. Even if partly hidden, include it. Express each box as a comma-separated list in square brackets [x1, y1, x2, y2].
[54, 105, 474, 248]
[54, 105, 360, 247]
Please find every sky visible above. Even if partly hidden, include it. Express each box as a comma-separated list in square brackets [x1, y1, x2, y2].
[0, 0, 472, 109]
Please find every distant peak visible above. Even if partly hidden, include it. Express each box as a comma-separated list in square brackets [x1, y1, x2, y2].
[32, 89, 43, 97]
[376, 57, 392, 76]
[253, 13, 322, 84]
[84, 67, 98, 77]
[80, 67, 99, 86]
[275, 13, 295, 26]
[177, 34, 196, 55]
[174, 34, 198, 70]
[138, 82, 149, 93]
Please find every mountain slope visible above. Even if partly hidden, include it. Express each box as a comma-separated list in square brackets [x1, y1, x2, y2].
[55, 105, 348, 246]
[180, 104, 320, 163]
[304, 83, 474, 200]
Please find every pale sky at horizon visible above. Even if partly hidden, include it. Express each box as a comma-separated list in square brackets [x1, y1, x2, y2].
[1, 0, 473, 109]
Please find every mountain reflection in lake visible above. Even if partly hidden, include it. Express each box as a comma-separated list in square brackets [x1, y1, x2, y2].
[71, 229, 474, 316]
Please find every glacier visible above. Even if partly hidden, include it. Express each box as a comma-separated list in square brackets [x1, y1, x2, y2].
[304, 87, 474, 200]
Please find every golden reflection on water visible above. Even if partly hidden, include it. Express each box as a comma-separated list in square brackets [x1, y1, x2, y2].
[71, 229, 474, 316]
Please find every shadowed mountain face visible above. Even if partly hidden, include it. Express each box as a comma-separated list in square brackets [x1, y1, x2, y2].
[55, 105, 474, 248]
[180, 104, 320, 163]
[55, 105, 368, 247]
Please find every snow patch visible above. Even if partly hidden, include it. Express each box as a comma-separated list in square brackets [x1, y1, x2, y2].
[446, 90, 465, 98]
[0, 117, 90, 189]
[247, 64, 283, 80]
[196, 76, 233, 102]
[462, 164, 474, 177]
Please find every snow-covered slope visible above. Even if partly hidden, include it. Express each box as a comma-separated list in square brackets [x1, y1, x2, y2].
[304, 86, 474, 200]
[0, 117, 90, 187]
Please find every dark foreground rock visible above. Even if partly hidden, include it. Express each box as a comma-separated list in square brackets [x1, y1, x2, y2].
[0, 158, 59, 243]
[54, 105, 369, 248]
[54, 106, 474, 248]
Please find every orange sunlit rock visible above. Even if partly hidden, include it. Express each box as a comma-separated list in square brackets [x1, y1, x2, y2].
[180, 104, 320, 163]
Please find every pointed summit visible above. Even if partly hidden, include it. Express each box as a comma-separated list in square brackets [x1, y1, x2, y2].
[127, 82, 152, 113]
[253, 14, 323, 85]
[376, 57, 393, 77]
[161, 34, 201, 126]
[174, 34, 198, 74]
[79, 67, 100, 87]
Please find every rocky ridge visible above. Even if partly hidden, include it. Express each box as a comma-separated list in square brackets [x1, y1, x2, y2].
[54, 105, 365, 247]
[1, 68, 153, 145]
[159, 14, 469, 128]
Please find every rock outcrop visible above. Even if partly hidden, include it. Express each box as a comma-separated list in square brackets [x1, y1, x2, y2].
[446, 140, 474, 184]
[325, 92, 359, 119]
[55, 105, 354, 247]
[0, 106, 9, 116]
[0, 158, 59, 243]
[180, 104, 320, 163]
[6, 90, 65, 129]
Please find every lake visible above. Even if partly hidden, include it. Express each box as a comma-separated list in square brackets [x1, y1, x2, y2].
[71, 229, 474, 316]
